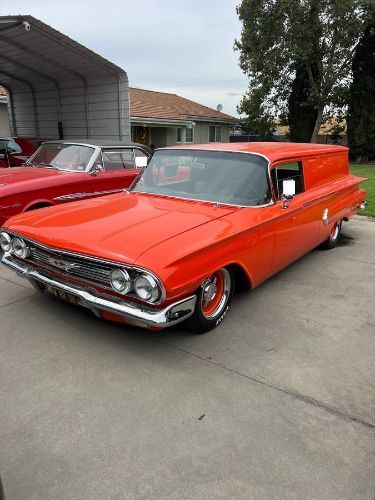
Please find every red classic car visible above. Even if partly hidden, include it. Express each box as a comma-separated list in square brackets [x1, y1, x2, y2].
[0, 140, 150, 225]
[0, 143, 367, 333]
[0, 136, 50, 168]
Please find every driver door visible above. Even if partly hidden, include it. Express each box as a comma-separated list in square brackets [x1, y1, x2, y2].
[269, 160, 319, 274]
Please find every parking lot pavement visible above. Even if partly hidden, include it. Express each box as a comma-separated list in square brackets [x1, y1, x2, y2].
[0, 218, 374, 500]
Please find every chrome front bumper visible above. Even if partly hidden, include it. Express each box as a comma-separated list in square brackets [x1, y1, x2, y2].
[1, 253, 197, 329]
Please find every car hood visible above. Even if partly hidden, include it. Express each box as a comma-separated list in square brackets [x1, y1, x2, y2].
[0, 166, 65, 184]
[3, 192, 240, 264]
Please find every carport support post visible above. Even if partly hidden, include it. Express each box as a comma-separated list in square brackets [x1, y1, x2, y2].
[181, 128, 186, 144]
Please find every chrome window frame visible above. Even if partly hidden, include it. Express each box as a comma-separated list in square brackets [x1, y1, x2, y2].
[130, 149, 275, 209]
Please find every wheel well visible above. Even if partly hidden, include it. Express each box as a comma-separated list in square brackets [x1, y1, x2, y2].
[226, 263, 251, 291]
[26, 202, 52, 211]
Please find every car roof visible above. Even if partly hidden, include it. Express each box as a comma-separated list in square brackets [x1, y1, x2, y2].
[164, 142, 348, 162]
[43, 139, 150, 150]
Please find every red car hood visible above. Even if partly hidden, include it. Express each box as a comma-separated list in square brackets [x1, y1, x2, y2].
[4, 192, 240, 264]
[0, 166, 66, 184]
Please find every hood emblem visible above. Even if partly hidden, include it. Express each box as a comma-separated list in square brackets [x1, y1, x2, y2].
[48, 257, 79, 272]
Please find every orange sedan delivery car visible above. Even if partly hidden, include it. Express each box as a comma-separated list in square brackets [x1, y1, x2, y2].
[0, 143, 367, 333]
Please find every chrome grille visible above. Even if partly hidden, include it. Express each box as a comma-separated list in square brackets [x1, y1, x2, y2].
[26, 244, 113, 288]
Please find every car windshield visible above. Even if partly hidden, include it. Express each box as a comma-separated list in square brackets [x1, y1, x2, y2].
[131, 149, 271, 206]
[27, 143, 95, 171]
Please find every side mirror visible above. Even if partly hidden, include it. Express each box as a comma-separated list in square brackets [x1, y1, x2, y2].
[281, 179, 296, 209]
[89, 164, 104, 176]
[135, 156, 148, 168]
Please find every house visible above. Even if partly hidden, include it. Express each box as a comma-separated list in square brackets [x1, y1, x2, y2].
[0, 84, 237, 145]
[130, 88, 237, 147]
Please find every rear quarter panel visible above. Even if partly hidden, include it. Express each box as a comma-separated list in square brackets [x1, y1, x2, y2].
[302, 152, 366, 242]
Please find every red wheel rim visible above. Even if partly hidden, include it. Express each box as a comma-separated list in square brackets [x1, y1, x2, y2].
[201, 269, 231, 319]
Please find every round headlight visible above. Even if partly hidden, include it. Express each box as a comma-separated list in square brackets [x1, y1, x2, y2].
[110, 268, 131, 294]
[11, 237, 29, 259]
[0, 232, 12, 252]
[134, 274, 159, 302]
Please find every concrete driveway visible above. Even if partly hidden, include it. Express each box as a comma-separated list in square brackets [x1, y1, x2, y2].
[0, 218, 374, 500]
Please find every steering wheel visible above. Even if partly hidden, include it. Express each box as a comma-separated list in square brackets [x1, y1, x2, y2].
[236, 182, 259, 200]
[216, 181, 260, 202]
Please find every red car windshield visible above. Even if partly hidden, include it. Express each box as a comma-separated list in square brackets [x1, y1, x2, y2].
[132, 149, 271, 206]
[27, 143, 96, 172]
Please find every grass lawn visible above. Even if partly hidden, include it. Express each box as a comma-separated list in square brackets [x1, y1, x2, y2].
[350, 164, 375, 217]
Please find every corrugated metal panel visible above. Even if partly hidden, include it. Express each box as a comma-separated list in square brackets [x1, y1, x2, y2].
[0, 15, 130, 140]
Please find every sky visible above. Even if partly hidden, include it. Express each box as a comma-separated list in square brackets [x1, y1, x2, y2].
[1, 0, 249, 117]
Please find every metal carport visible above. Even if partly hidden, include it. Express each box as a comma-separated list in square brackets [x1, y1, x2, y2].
[0, 15, 130, 140]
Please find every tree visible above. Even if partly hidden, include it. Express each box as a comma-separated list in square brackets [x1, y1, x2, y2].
[235, 0, 366, 142]
[347, 20, 375, 161]
[288, 63, 319, 142]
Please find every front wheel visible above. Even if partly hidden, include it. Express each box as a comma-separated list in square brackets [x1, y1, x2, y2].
[186, 267, 234, 334]
[322, 219, 342, 249]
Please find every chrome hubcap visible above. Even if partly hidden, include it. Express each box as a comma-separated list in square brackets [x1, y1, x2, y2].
[200, 268, 231, 320]
[202, 278, 217, 305]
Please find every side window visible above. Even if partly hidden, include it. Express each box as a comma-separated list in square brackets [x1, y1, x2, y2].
[102, 149, 135, 171]
[271, 161, 304, 199]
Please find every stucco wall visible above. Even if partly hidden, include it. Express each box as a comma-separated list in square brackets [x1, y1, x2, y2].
[150, 127, 167, 148]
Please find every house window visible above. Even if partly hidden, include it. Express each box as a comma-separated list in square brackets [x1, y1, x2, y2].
[209, 125, 222, 142]
[186, 127, 194, 143]
[177, 128, 182, 143]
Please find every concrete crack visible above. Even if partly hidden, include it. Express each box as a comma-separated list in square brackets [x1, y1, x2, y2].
[150, 336, 375, 430]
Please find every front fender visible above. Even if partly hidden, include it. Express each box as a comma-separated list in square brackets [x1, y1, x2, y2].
[137, 218, 274, 302]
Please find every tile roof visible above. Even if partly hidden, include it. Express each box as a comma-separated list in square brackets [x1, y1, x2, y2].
[130, 87, 236, 123]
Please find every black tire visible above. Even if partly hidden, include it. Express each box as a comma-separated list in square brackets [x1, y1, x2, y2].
[322, 219, 342, 249]
[186, 267, 234, 334]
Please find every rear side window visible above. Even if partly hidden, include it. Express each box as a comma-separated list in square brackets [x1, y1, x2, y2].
[102, 148, 135, 171]
[271, 161, 304, 199]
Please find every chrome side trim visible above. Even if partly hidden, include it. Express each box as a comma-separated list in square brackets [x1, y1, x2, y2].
[53, 188, 124, 201]
[0, 202, 21, 209]
[1, 253, 196, 329]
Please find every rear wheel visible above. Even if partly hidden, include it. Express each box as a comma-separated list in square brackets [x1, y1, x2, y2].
[322, 219, 342, 249]
[186, 267, 234, 334]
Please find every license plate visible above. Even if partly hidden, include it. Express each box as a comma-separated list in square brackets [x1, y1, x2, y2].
[49, 287, 79, 305]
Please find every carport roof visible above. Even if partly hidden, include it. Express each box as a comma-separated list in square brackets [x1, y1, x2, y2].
[0, 15, 127, 86]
